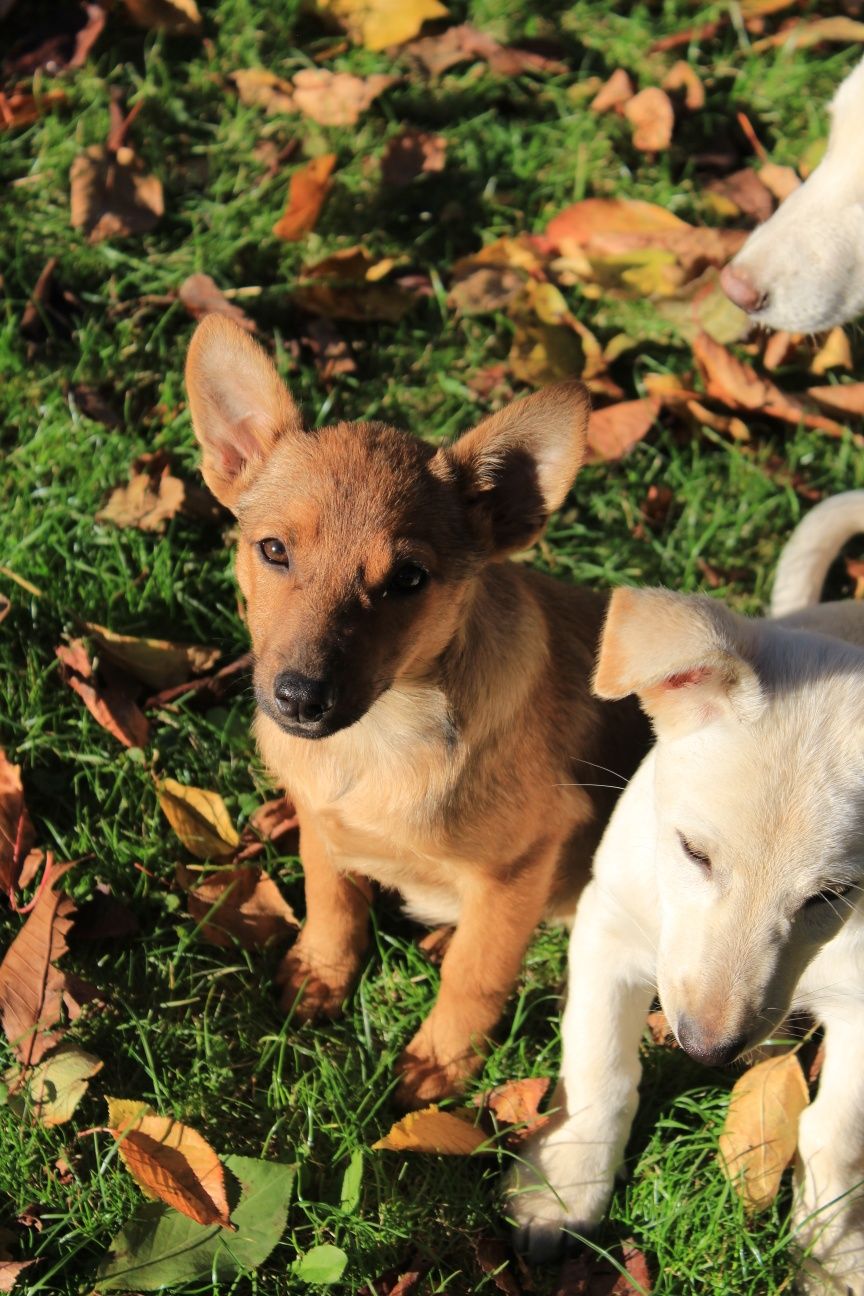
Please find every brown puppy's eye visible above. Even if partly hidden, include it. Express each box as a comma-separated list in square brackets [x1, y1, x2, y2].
[678, 831, 712, 872]
[804, 884, 853, 909]
[387, 562, 429, 595]
[259, 538, 290, 566]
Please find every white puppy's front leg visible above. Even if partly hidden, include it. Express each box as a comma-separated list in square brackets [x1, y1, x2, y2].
[506, 879, 654, 1263]
[794, 1007, 864, 1295]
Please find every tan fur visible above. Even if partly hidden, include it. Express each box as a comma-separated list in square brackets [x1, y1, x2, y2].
[185, 315, 650, 1107]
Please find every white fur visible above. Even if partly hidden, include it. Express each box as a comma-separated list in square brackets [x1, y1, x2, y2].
[723, 56, 864, 331]
[772, 491, 864, 617]
[508, 495, 864, 1291]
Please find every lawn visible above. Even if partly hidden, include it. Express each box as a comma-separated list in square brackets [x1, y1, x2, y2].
[1, 1, 863, 1292]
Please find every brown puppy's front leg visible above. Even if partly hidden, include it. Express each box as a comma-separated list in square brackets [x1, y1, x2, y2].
[395, 845, 558, 1108]
[277, 816, 371, 1021]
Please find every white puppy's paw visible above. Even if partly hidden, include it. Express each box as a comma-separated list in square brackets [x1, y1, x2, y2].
[504, 1118, 616, 1265]
[793, 1203, 864, 1296]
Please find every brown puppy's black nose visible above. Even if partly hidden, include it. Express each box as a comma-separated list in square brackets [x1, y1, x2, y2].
[720, 262, 767, 315]
[273, 672, 336, 726]
[676, 1015, 748, 1067]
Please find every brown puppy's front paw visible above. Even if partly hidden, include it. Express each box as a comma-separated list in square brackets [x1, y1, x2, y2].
[394, 1035, 485, 1109]
[276, 945, 358, 1022]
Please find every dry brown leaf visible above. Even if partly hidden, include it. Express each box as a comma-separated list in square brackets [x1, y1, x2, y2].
[686, 399, 750, 442]
[0, 88, 67, 132]
[79, 622, 220, 691]
[719, 1052, 809, 1210]
[807, 383, 864, 417]
[650, 18, 725, 52]
[248, 797, 299, 845]
[372, 1105, 489, 1155]
[178, 274, 256, 331]
[475, 1237, 521, 1296]
[0, 750, 34, 899]
[662, 60, 705, 111]
[272, 154, 336, 242]
[0, 859, 76, 1068]
[56, 640, 149, 748]
[317, 0, 448, 52]
[96, 451, 221, 533]
[0, 1260, 35, 1293]
[3, 2, 105, 77]
[646, 1008, 678, 1047]
[107, 1098, 233, 1228]
[70, 145, 164, 244]
[300, 317, 357, 381]
[508, 322, 584, 388]
[292, 69, 395, 126]
[810, 327, 852, 375]
[590, 68, 635, 113]
[404, 22, 564, 76]
[448, 266, 524, 316]
[588, 398, 659, 460]
[177, 863, 297, 948]
[159, 779, 239, 861]
[121, 0, 202, 34]
[473, 1076, 549, 1140]
[231, 68, 295, 113]
[292, 246, 418, 322]
[759, 162, 800, 202]
[762, 330, 802, 370]
[753, 15, 864, 50]
[624, 87, 674, 152]
[656, 267, 751, 344]
[144, 651, 252, 711]
[381, 130, 447, 186]
[706, 170, 773, 224]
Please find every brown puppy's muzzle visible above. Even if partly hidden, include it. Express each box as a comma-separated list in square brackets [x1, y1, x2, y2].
[273, 671, 337, 730]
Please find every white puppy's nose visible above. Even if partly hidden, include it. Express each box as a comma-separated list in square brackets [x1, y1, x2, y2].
[720, 262, 766, 314]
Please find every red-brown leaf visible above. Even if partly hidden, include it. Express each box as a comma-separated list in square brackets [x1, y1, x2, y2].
[56, 641, 149, 748]
[272, 154, 337, 241]
[0, 750, 34, 898]
[588, 398, 660, 460]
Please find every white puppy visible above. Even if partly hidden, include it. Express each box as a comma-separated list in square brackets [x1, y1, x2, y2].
[721, 56, 864, 331]
[508, 491, 864, 1295]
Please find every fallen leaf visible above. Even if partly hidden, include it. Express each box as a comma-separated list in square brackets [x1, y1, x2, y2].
[178, 275, 256, 331]
[6, 1044, 102, 1126]
[656, 268, 751, 344]
[159, 780, 239, 861]
[590, 68, 634, 113]
[381, 129, 446, 186]
[759, 162, 800, 202]
[0, 1260, 35, 1293]
[474, 1076, 549, 1140]
[292, 246, 418, 321]
[810, 327, 852, 375]
[646, 1008, 678, 1047]
[96, 451, 221, 533]
[649, 18, 725, 52]
[301, 317, 357, 381]
[231, 68, 295, 113]
[20, 257, 81, 342]
[807, 383, 864, 417]
[247, 797, 299, 847]
[177, 863, 297, 948]
[706, 170, 773, 223]
[291, 69, 395, 126]
[0, 750, 34, 898]
[0, 859, 76, 1068]
[404, 22, 563, 75]
[3, 3, 105, 77]
[686, 399, 750, 442]
[762, 330, 802, 370]
[0, 88, 67, 132]
[70, 145, 164, 244]
[317, 0, 448, 52]
[68, 384, 123, 426]
[555, 1240, 652, 1295]
[475, 1237, 521, 1296]
[120, 0, 203, 34]
[662, 61, 705, 111]
[107, 1098, 233, 1229]
[588, 398, 659, 460]
[144, 651, 252, 711]
[449, 266, 524, 315]
[272, 154, 336, 242]
[752, 15, 864, 50]
[509, 321, 585, 388]
[624, 88, 674, 152]
[719, 1052, 809, 1210]
[79, 622, 220, 691]
[95, 1154, 294, 1290]
[373, 1105, 489, 1154]
[295, 1245, 348, 1284]
[56, 640, 149, 748]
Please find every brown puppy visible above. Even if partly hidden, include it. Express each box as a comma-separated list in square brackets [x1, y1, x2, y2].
[185, 315, 650, 1107]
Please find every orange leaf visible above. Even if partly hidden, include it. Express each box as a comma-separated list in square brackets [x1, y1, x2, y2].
[0, 750, 34, 898]
[588, 398, 660, 460]
[372, 1105, 489, 1154]
[719, 1053, 809, 1210]
[662, 60, 705, 111]
[107, 1098, 234, 1228]
[624, 87, 674, 151]
[178, 274, 256, 331]
[807, 383, 864, 417]
[272, 154, 337, 241]
[474, 1076, 550, 1140]
[56, 640, 149, 748]
[590, 68, 634, 114]
[177, 863, 297, 948]
[0, 89, 66, 132]
[0, 859, 76, 1067]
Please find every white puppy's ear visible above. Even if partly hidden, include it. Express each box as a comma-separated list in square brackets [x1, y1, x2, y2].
[441, 381, 590, 554]
[594, 588, 765, 737]
[185, 315, 304, 507]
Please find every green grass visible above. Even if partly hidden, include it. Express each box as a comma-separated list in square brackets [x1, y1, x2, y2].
[1, 0, 862, 1291]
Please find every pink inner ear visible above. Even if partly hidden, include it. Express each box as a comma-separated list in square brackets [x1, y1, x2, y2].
[663, 666, 713, 690]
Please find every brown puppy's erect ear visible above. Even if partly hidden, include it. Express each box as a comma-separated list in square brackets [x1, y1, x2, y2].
[185, 315, 303, 507]
[440, 380, 590, 555]
[594, 587, 765, 739]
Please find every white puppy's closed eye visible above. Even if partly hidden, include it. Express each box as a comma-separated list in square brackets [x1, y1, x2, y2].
[721, 55, 864, 332]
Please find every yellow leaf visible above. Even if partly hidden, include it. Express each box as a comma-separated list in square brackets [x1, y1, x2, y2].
[6, 1044, 102, 1126]
[810, 327, 852, 376]
[508, 322, 584, 388]
[316, 0, 448, 51]
[106, 1098, 234, 1229]
[718, 1053, 809, 1210]
[372, 1105, 489, 1154]
[81, 622, 220, 690]
[158, 779, 239, 860]
[121, 0, 202, 34]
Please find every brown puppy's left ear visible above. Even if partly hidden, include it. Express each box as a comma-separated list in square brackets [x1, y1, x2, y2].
[185, 314, 304, 508]
[440, 381, 590, 554]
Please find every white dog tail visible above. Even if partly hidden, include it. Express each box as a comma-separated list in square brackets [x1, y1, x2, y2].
[771, 491, 864, 617]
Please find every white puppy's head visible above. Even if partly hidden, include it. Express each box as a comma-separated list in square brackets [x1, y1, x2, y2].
[595, 589, 864, 1065]
[721, 56, 864, 332]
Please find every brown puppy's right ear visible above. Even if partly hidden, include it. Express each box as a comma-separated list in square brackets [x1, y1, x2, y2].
[185, 315, 303, 507]
[594, 587, 765, 739]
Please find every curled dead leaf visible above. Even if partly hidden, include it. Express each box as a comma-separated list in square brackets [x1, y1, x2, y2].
[272, 154, 336, 242]
[0, 88, 67, 132]
[372, 1105, 489, 1155]
[178, 274, 256, 331]
[292, 246, 419, 322]
[292, 69, 396, 126]
[0, 750, 34, 898]
[56, 640, 149, 748]
[96, 451, 222, 533]
[404, 22, 563, 75]
[806, 383, 864, 418]
[810, 327, 852, 376]
[590, 68, 634, 114]
[79, 621, 220, 690]
[70, 145, 164, 244]
[231, 68, 295, 113]
[473, 1076, 550, 1140]
[624, 87, 674, 152]
[6, 1044, 103, 1126]
[719, 1052, 809, 1210]
[177, 863, 297, 948]
[759, 162, 800, 202]
[662, 60, 705, 111]
[159, 779, 239, 861]
[587, 398, 660, 461]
